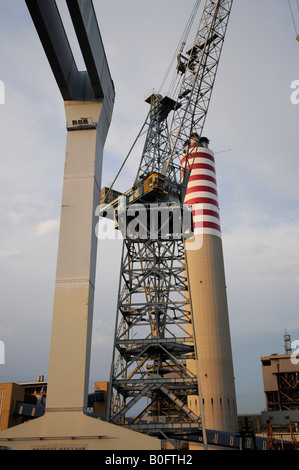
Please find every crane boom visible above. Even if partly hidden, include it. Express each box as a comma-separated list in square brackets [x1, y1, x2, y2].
[135, 0, 233, 196]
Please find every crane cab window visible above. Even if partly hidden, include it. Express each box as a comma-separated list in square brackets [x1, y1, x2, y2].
[143, 172, 167, 195]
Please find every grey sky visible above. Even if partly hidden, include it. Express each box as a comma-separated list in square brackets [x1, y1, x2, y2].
[0, 0, 299, 416]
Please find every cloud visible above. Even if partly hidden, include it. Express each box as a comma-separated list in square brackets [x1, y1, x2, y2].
[6, 212, 24, 225]
[223, 216, 299, 337]
[0, 250, 21, 258]
[35, 218, 60, 237]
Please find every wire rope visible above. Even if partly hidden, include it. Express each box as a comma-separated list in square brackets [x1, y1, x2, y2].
[102, 110, 151, 202]
[159, 0, 202, 97]
[288, 0, 298, 37]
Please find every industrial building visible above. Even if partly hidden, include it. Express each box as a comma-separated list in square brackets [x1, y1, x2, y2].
[0, 378, 107, 431]
[1, 333, 298, 449]
[258, 333, 299, 449]
[1, 346, 299, 451]
[261, 354, 299, 415]
[0, 376, 267, 450]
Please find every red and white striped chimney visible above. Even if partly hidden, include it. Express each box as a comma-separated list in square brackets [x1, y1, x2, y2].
[181, 134, 221, 238]
[181, 134, 238, 433]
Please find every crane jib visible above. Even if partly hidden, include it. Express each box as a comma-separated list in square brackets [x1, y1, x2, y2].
[134, 0, 233, 197]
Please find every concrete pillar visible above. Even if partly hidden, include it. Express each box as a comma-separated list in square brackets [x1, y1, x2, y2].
[45, 101, 106, 413]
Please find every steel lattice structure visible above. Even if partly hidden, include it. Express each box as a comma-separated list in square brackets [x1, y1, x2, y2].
[107, 234, 202, 440]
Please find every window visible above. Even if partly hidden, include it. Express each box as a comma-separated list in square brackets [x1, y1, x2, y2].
[262, 360, 271, 366]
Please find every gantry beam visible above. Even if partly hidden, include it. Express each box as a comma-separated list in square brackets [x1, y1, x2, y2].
[66, 0, 112, 101]
[25, 0, 114, 109]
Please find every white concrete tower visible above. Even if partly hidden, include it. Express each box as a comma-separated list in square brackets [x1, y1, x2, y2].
[182, 135, 238, 432]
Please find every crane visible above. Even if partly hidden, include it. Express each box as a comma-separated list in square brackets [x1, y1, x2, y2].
[103, 0, 234, 448]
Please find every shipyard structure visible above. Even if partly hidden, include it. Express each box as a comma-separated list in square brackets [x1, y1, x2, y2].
[1, 0, 298, 450]
[0, 0, 241, 450]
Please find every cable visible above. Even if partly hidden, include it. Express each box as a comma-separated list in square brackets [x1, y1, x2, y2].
[103, 110, 150, 203]
[159, 0, 202, 96]
[296, 0, 299, 39]
[288, 0, 298, 37]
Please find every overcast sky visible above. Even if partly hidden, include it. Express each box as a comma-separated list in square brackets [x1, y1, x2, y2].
[0, 0, 299, 417]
